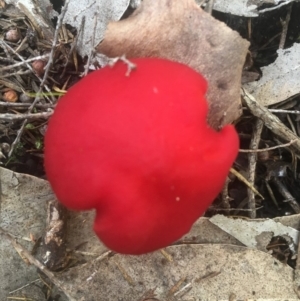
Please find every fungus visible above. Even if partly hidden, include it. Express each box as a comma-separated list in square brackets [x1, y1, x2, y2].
[44, 58, 239, 255]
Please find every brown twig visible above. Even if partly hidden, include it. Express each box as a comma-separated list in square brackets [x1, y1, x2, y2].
[279, 4, 292, 49]
[221, 176, 231, 209]
[0, 54, 50, 72]
[83, 9, 98, 76]
[208, 206, 264, 212]
[247, 118, 264, 218]
[0, 227, 76, 301]
[0, 102, 55, 109]
[7, 0, 70, 158]
[269, 109, 300, 114]
[0, 40, 52, 96]
[0, 110, 53, 122]
[113, 259, 135, 286]
[272, 177, 300, 214]
[239, 139, 298, 153]
[242, 88, 300, 156]
[259, 1, 294, 13]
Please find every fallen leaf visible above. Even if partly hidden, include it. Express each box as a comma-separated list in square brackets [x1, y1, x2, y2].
[97, 0, 250, 129]
[63, 0, 131, 57]
[212, 0, 297, 17]
[210, 214, 299, 252]
[56, 244, 298, 300]
[1, 167, 300, 300]
[244, 43, 300, 106]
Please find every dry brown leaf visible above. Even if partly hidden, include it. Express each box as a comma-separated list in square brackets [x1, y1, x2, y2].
[243, 43, 300, 106]
[97, 0, 250, 129]
[2, 166, 300, 300]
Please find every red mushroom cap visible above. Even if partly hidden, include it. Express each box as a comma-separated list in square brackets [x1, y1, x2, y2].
[44, 58, 239, 254]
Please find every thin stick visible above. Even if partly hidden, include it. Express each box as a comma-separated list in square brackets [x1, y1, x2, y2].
[208, 206, 264, 212]
[0, 40, 52, 95]
[272, 177, 300, 213]
[9, 279, 40, 295]
[113, 259, 135, 286]
[259, 0, 294, 13]
[0, 110, 53, 121]
[247, 118, 264, 218]
[83, 9, 98, 76]
[0, 54, 50, 72]
[40, 0, 70, 89]
[1, 70, 31, 78]
[269, 109, 300, 114]
[7, 0, 70, 158]
[239, 139, 298, 153]
[242, 88, 300, 155]
[279, 4, 292, 49]
[221, 177, 231, 209]
[0, 102, 54, 109]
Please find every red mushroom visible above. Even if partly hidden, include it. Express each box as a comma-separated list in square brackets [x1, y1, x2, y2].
[44, 58, 239, 255]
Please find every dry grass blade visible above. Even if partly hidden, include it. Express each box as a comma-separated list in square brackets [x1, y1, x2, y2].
[230, 167, 264, 200]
